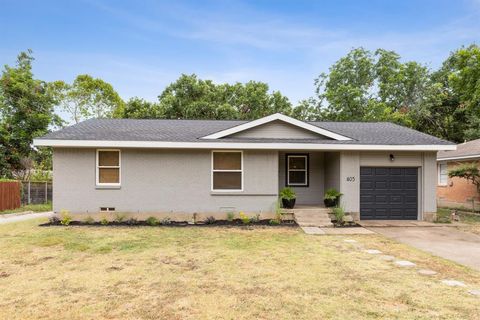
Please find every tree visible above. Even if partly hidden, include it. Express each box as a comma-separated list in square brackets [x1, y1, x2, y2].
[448, 163, 480, 194]
[152, 74, 292, 120]
[0, 50, 60, 177]
[122, 97, 164, 119]
[53, 75, 125, 123]
[439, 45, 480, 141]
[311, 48, 432, 125]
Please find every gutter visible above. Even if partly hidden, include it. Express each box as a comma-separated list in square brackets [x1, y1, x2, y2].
[34, 139, 457, 151]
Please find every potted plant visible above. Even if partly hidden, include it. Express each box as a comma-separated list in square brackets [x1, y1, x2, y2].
[280, 187, 296, 209]
[324, 188, 342, 207]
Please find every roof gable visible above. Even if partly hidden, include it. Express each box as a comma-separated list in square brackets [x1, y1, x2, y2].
[227, 120, 332, 140]
[201, 113, 352, 140]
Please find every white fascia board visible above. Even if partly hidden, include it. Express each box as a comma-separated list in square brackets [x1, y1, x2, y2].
[437, 154, 480, 161]
[33, 139, 457, 151]
[200, 113, 352, 141]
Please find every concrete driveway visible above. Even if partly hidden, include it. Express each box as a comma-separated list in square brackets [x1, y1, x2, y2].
[0, 212, 53, 225]
[367, 226, 480, 271]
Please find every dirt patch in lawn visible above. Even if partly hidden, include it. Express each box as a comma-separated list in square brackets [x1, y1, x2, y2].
[1, 218, 480, 319]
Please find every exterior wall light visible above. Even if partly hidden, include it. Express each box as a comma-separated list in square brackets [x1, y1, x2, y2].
[389, 154, 395, 162]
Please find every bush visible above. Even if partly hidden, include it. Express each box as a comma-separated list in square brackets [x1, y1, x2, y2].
[125, 217, 138, 225]
[324, 188, 343, 201]
[239, 211, 250, 224]
[49, 215, 60, 224]
[332, 207, 345, 225]
[226, 212, 235, 221]
[60, 209, 72, 226]
[205, 216, 216, 224]
[83, 216, 95, 224]
[279, 187, 296, 200]
[250, 214, 260, 223]
[100, 216, 109, 225]
[146, 216, 159, 226]
[114, 213, 126, 223]
[269, 219, 280, 225]
[160, 217, 171, 225]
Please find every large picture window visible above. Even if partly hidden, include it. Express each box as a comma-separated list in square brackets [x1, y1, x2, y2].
[286, 154, 308, 186]
[96, 149, 121, 186]
[212, 151, 243, 191]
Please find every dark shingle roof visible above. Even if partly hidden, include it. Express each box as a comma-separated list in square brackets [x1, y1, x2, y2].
[438, 139, 480, 159]
[38, 118, 453, 145]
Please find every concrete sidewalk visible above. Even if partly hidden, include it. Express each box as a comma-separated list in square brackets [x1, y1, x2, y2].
[0, 211, 53, 224]
[369, 226, 480, 271]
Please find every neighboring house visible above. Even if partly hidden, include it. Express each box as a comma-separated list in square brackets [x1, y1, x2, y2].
[34, 113, 455, 221]
[437, 139, 480, 211]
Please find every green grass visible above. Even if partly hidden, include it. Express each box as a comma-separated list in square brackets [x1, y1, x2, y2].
[0, 202, 52, 215]
[0, 218, 480, 319]
[437, 207, 480, 224]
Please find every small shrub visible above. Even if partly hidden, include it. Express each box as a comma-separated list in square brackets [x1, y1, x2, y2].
[239, 211, 250, 224]
[269, 219, 280, 225]
[100, 216, 109, 225]
[279, 187, 296, 200]
[205, 216, 216, 224]
[146, 216, 159, 226]
[114, 213, 127, 223]
[49, 215, 60, 224]
[83, 216, 95, 224]
[250, 214, 260, 223]
[324, 188, 343, 200]
[324, 188, 343, 207]
[226, 212, 235, 221]
[332, 206, 345, 225]
[125, 217, 138, 225]
[60, 209, 72, 226]
[160, 217, 172, 225]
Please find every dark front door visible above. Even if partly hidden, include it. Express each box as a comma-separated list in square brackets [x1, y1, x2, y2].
[360, 167, 418, 220]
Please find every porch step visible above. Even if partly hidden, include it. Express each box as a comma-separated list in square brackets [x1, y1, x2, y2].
[293, 207, 333, 227]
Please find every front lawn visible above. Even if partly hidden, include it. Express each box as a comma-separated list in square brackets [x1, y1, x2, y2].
[0, 202, 52, 215]
[1, 220, 480, 319]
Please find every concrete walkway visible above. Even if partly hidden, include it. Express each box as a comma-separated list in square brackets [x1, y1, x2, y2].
[294, 207, 333, 227]
[0, 211, 53, 224]
[368, 226, 480, 271]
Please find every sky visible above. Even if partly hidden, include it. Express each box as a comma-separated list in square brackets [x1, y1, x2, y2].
[1, 0, 480, 107]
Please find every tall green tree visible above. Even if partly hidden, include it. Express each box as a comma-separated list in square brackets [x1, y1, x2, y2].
[53, 75, 125, 123]
[0, 50, 60, 177]
[439, 45, 480, 140]
[311, 48, 431, 125]
[122, 97, 164, 119]
[298, 46, 480, 143]
[137, 74, 293, 120]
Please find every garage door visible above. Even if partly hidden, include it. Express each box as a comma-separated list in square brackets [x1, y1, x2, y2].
[360, 167, 418, 220]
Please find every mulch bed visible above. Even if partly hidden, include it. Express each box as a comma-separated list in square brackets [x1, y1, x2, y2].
[332, 222, 362, 228]
[40, 219, 298, 228]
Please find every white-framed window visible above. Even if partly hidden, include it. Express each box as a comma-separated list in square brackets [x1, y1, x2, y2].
[287, 154, 308, 186]
[211, 151, 243, 191]
[438, 163, 448, 186]
[96, 149, 121, 186]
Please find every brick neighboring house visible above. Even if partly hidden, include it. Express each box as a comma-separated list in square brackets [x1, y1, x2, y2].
[437, 139, 480, 211]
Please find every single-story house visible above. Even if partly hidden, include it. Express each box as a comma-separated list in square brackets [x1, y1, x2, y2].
[437, 138, 480, 211]
[34, 113, 455, 221]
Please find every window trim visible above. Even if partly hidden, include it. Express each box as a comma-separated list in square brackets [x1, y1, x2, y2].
[96, 149, 121, 187]
[286, 154, 309, 187]
[438, 162, 448, 186]
[211, 150, 243, 192]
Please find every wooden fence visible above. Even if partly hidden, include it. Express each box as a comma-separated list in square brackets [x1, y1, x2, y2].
[0, 181, 21, 211]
